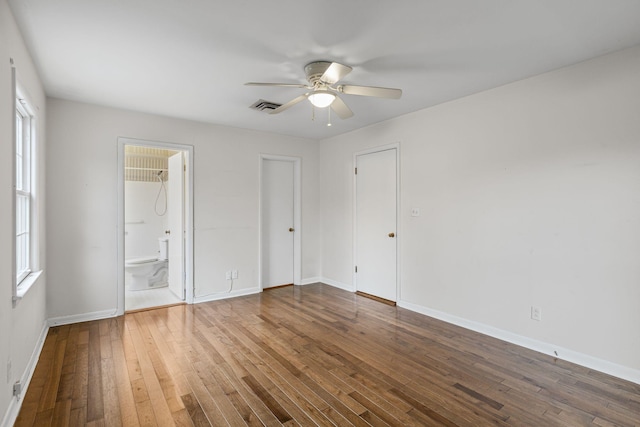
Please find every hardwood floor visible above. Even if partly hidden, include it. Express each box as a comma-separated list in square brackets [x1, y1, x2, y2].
[15, 283, 640, 426]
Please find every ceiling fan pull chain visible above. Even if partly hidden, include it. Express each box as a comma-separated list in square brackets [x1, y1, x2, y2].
[327, 105, 332, 127]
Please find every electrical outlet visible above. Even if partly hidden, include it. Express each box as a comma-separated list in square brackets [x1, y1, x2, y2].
[411, 207, 420, 217]
[531, 306, 542, 321]
[225, 271, 231, 280]
[13, 381, 22, 397]
[232, 270, 238, 279]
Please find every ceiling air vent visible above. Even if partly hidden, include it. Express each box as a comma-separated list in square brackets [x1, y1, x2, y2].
[250, 99, 282, 112]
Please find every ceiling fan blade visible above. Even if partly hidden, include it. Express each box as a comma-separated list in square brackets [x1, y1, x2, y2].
[245, 82, 309, 89]
[330, 96, 354, 119]
[338, 84, 402, 99]
[269, 94, 309, 114]
[320, 62, 352, 85]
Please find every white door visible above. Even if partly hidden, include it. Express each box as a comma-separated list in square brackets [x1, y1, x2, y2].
[167, 152, 185, 299]
[355, 148, 397, 301]
[262, 159, 294, 288]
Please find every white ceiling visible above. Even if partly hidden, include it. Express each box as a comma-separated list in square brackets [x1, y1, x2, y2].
[8, 0, 640, 140]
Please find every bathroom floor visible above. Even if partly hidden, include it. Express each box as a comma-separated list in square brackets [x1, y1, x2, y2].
[125, 286, 183, 312]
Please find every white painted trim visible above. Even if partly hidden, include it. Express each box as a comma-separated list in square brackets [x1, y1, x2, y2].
[47, 309, 118, 327]
[352, 143, 401, 301]
[258, 154, 302, 289]
[398, 300, 640, 386]
[117, 138, 195, 315]
[319, 277, 355, 292]
[1, 321, 49, 427]
[12, 78, 43, 309]
[10, 66, 17, 307]
[300, 277, 322, 285]
[13, 270, 43, 304]
[193, 286, 261, 304]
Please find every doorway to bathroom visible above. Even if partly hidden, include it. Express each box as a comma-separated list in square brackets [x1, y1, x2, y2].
[117, 138, 194, 313]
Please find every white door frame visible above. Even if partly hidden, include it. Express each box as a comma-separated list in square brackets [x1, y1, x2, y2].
[353, 142, 401, 301]
[116, 137, 194, 314]
[259, 154, 302, 289]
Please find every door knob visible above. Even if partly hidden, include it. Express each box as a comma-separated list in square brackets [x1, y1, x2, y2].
[289, 228, 295, 232]
[388, 232, 395, 238]
[165, 230, 171, 235]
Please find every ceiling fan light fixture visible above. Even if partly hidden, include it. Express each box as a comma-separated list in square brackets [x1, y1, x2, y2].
[308, 91, 336, 108]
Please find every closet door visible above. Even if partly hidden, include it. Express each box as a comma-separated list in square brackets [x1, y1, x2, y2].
[355, 148, 398, 301]
[261, 159, 295, 288]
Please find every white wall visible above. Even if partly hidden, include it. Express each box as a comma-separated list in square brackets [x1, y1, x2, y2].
[319, 45, 640, 376]
[0, 1, 48, 424]
[125, 181, 168, 259]
[46, 99, 320, 318]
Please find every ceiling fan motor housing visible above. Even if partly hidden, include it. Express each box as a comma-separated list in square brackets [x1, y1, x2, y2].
[304, 61, 333, 87]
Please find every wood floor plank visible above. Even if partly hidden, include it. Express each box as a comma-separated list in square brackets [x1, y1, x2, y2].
[221, 323, 336, 426]
[329, 368, 419, 426]
[51, 399, 72, 426]
[231, 328, 366, 425]
[197, 356, 265, 426]
[184, 325, 281, 426]
[242, 373, 292, 425]
[127, 314, 176, 427]
[70, 342, 89, 412]
[38, 331, 67, 412]
[269, 333, 371, 426]
[143, 310, 192, 397]
[133, 399, 158, 427]
[60, 324, 79, 379]
[32, 408, 53, 426]
[184, 369, 230, 426]
[13, 400, 39, 427]
[86, 322, 104, 422]
[16, 283, 640, 426]
[110, 332, 140, 426]
[181, 392, 211, 426]
[100, 356, 122, 426]
[69, 406, 87, 426]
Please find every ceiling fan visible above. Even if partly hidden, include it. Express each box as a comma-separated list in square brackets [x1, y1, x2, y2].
[245, 61, 402, 119]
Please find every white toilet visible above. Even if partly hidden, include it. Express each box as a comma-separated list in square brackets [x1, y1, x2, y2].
[125, 238, 169, 291]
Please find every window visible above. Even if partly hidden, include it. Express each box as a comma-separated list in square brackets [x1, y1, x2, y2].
[15, 94, 33, 285]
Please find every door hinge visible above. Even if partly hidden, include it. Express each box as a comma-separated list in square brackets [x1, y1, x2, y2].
[184, 164, 186, 172]
[354, 167, 357, 175]
[355, 266, 358, 273]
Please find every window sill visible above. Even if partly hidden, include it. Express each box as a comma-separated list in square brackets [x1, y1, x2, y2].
[13, 270, 43, 306]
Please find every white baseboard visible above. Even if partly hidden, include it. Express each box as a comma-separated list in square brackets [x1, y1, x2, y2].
[1, 320, 49, 427]
[318, 277, 355, 292]
[193, 286, 261, 304]
[48, 309, 119, 327]
[300, 277, 322, 285]
[398, 300, 640, 386]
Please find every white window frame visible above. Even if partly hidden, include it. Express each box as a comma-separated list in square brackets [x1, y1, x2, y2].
[15, 97, 33, 284]
[12, 67, 41, 304]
